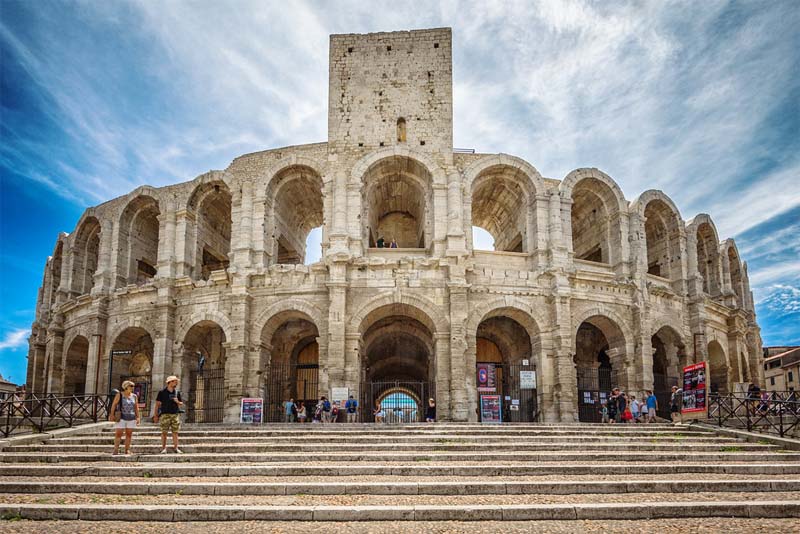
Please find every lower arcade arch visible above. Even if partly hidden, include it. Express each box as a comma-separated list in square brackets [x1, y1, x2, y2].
[574, 315, 626, 422]
[260, 313, 320, 422]
[359, 304, 436, 422]
[109, 327, 154, 413]
[63, 335, 89, 395]
[475, 311, 540, 422]
[708, 340, 729, 394]
[651, 326, 687, 419]
[179, 321, 227, 423]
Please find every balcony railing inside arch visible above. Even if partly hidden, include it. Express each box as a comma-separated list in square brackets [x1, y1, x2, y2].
[705, 392, 800, 438]
[0, 393, 112, 438]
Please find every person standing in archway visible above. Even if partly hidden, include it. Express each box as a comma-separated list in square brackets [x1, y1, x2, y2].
[425, 398, 436, 423]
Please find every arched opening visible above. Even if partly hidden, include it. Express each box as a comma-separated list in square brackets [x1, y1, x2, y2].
[708, 340, 728, 394]
[304, 226, 323, 265]
[260, 312, 320, 422]
[362, 156, 432, 249]
[644, 199, 681, 280]
[118, 196, 160, 285]
[269, 166, 324, 265]
[396, 117, 407, 143]
[189, 182, 231, 281]
[181, 321, 227, 422]
[575, 315, 626, 422]
[359, 304, 436, 422]
[471, 226, 495, 251]
[728, 248, 744, 307]
[696, 223, 720, 296]
[571, 179, 621, 265]
[109, 327, 154, 413]
[470, 165, 531, 252]
[475, 312, 539, 422]
[64, 335, 88, 395]
[651, 326, 686, 419]
[379, 389, 419, 423]
[71, 217, 101, 295]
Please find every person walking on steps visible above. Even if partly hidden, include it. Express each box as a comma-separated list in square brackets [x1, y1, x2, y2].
[670, 386, 682, 424]
[109, 380, 140, 456]
[645, 390, 658, 423]
[154, 376, 184, 454]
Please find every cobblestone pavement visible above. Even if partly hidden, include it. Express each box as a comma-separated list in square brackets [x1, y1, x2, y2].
[2, 491, 800, 506]
[2, 519, 799, 534]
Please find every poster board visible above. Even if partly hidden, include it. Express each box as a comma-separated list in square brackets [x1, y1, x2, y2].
[480, 395, 502, 423]
[681, 361, 708, 420]
[240, 397, 264, 424]
[133, 382, 148, 409]
[520, 370, 536, 390]
[477, 364, 497, 393]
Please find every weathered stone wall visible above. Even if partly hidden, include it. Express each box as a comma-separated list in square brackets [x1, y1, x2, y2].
[26, 28, 764, 423]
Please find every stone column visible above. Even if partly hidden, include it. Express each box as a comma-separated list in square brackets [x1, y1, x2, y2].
[329, 171, 350, 254]
[224, 292, 251, 422]
[232, 181, 253, 270]
[531, 194, 549, 268]
[346, 183, 363, 257]
[448, 285, 470, 421]
[326, 269, 347, 396]
[84, 331, 105, 395]
[432, 183, 448, 255]
[92, 219, 114, 295]
[445, 171, 466, 255]
[156, 198, 178, 280]
[434, 333, 451, 421]
[173, 210, 195, 278]
[45, 325, 65, 394]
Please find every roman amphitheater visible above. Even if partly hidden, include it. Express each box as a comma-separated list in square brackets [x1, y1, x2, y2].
[25, 28, 763, 423]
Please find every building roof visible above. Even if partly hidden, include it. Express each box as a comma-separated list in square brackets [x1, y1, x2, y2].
[764, 347, 800, 365]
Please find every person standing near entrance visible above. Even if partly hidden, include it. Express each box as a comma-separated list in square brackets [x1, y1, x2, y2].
[345, 395, 358, 423]
[283, 398, 295, 423]
[645, 390, 658, 423]
[296, 401, 307, 423]
[670, 386, 682, 423]
[153, 376, 184, 454]
[320, 396, 332, 423]
[109, 381, 140, 456]
[425, 398, 436, 423]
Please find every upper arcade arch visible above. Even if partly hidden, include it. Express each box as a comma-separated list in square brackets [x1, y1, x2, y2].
[116, 194, 161, 286]
[560, 169, 627, 266]
[708, 339, 729, 394]
[631, 191, 684, 281]
[687, 215, 722, 297]
[722, 239, 745, 308]
[188, 179, 232, 281]
[70, 215, 102, 296]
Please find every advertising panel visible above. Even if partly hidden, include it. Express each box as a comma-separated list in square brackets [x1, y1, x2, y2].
[477, 363, 497, 393]
[480, 395, 502, 423]
[240, 397, 264, 424]
[681, 361, 708, 420]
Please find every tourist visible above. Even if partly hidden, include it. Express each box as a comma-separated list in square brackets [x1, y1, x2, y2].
[629, 395, 640, 423]
[606, 390, 618, 424]
[331, 401, 340, 422]
[425, 398, 436, 422]
[645, 390, 658, 423]
[109, 380, 140, 456]
[153, 376, 184, 454]
[296, 401, 307, 423]
[620, 392, 632, 423]
[748, 383, 761, 415]
[390, 238, 398, 248]
[345, 395, 358, 423]
[312, 400, 323, 423]
[373, 402, 385, 423]
[617, 390, 628, 423]
[670, 386, 682, 423]
[283, 397, 295, 423]
[376, 236, 385, 248]
[600, 402, 610, 423]
[320, 396, 332, 423]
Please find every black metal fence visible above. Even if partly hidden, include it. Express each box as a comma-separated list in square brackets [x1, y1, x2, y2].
[263, 363, 319, 423]
[360, 380, 436, 423]
[653, 372, 673, 420]
[186, 367, 225, 423]
[577, 367, 615, 422]
[0, 394, 111, 437]
[706, 392, 800, 437]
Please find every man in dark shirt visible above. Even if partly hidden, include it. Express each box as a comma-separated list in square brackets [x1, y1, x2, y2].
[153, 376, 184, 454]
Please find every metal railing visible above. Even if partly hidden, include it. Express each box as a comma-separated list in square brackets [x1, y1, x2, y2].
[706, 392, 800, 438]
[0, 394, 111, 438]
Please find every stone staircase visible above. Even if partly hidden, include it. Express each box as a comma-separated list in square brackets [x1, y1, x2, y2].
[1, 423, 799, 527]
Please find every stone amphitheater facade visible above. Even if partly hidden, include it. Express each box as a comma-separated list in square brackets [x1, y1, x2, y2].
[26, 28, 763, 423]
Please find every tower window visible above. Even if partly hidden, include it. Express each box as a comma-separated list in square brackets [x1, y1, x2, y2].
[397, 118, 407, 143]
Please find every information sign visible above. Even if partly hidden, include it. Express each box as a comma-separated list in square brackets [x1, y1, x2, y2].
[520, 370, 536, 390]
[480, 395, 502, 423]
[681, 361, 708, 420]
[331, 387, 349, 402]
[477, 363, 497, 393]
[240, 397, 263, 424]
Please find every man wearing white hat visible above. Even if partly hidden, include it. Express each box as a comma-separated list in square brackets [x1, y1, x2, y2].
[153, 375, 184, 454]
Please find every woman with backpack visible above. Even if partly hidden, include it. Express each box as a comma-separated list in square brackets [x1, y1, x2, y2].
[109, 380, 140, 456]
[296, 401, 307, 423]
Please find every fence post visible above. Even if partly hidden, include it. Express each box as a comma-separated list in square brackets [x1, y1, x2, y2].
[779, 401, 784, 437]
[746, 395, 752, 432]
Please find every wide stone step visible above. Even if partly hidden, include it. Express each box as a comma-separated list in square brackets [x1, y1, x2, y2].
[3, 463, 800, 477]
[2, 500, 798, 521]
[2, 479, 798, 496]
[3, 450, 796, 463]
[101, 429, 715, 438]
[8, 442, 773, 453]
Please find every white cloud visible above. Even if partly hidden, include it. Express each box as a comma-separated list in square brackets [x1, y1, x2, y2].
[0, 329, 28, 351]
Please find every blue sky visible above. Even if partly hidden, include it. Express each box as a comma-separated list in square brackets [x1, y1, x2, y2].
[1, 1, 798, 384]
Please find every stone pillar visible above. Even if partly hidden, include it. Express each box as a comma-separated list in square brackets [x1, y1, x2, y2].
[346, 183, 363, 257]
[434, 333, 451, 420]
[445, 171, 466, 255]
[628, 211, 646, 277]
[223, 292, 251, 422]
[45, 325, 65, 394]
[92, 219, 114, 295]
[232, 181, 253, 270]
[614, 212, 631, 277]
[685, 231, 703, 298]
[156, 197, 177, 280]
[551, 192, 571, 266]
[448, 285, 470, 421]
[173, 210, 195, 278]
[326, 270, 347, 396]
[432, 183, 448, 255]
[329, 170, 349, 254]
[343, 333, 361, 400]
[537, 332, 558, 423]
[531, 194, 549, 268]
[84, 332, 104, 395]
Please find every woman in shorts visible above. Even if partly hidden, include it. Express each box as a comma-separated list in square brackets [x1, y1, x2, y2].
[109, 380, 140, 456]
[373, 402, 385, 423]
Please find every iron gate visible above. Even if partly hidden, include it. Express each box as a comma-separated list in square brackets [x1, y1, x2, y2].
[360, 380, 436, 423]
[264, 363, 319, 423]
[475, 363, 539, 422]
[577, 367, 615, 422]
[653, 372, 672, 419]
[186, 367, 225, 423]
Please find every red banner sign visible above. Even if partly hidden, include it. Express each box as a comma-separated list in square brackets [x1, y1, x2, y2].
[681, 361, 708, 418]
